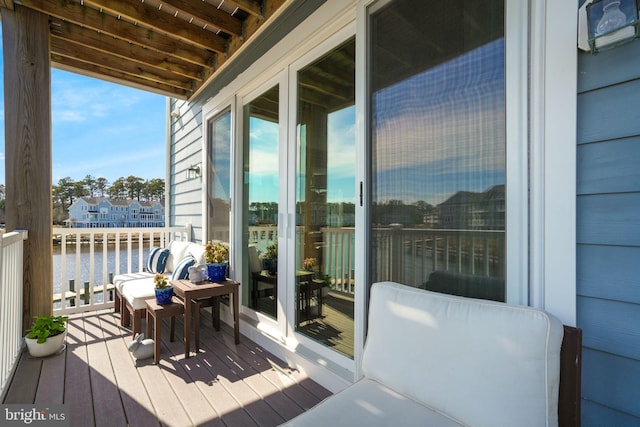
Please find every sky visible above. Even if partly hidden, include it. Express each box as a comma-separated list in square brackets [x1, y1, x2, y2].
[372, 38, 506, 206]
[0, 24, 167, 188]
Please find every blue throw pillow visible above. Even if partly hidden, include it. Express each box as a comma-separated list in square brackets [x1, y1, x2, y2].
[146, 247, 169, 273]
[171, 255, 196, 280]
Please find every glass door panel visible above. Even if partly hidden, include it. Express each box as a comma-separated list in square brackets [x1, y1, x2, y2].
[368, 0, 506, 301]
[207, 109, 232, 243]
[243, 85, 280, 319]
[295, 38, 356, 358]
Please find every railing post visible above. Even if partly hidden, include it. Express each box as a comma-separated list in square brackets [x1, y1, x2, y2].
[390, 224, 403, 282]
[69, 280, 75, 307]
[84, 281, 90, 305]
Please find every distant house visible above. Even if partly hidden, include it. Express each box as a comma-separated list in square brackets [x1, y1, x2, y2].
[437, 185, 505, 230]
[67, 197, 164, 228]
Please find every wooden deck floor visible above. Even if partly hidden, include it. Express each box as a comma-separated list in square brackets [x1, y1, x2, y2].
[3, 309, 331, 427]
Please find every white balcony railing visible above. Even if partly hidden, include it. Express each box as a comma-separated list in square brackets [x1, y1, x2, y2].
[0, 230, 28, 396]
[50, 224, 502, 317]
[53, 225, 191, 315]
[371, 226, 505, 288]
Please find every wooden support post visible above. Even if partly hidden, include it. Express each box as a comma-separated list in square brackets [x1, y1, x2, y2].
[69, 280, 75, 307]
[2, 5, 52, 331]
[84, 281, 90, 304]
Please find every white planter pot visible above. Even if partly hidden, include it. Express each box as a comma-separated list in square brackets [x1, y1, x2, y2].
[25, 330, 66, 357]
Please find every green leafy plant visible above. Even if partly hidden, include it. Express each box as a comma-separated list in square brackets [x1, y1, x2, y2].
[264, 242, 278, 259]
[205, 241, 229, 264]
[154, 273, 169, 289]
[26, 315, 68, 344]
[319, 274, 332, 288]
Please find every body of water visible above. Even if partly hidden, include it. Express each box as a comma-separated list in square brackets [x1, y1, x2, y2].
[53, 244, 149, 307]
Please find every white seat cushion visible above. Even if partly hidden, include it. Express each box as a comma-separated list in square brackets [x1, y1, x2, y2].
[279, 378, 464, 427]
[121, 276, 157, 310]
[113, 272, 154, 294]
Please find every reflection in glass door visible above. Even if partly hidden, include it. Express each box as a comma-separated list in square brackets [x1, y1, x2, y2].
[368, 0, 506, 301]
[243, 85, 280, 319]
[207, 109, 232, 243]
[295, 39, 356, 358]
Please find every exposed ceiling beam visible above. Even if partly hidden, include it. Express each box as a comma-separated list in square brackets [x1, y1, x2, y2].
[52, 55, 190, 99]
[50, 20, 203, 82]
[4, 0, 290, 100]
[161, 0, 244, 36]
[50, 37, 194, 92]
[228, 0, 262, 18]
[0, 0, 14, 10]
[18, 0, 216, 67]
[83, 0, 228, 52]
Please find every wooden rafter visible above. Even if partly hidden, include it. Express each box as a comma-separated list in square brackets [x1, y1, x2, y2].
[6, 0, 284, 99]
[50, 37, 194, 91]
[50, 20, 203, 82]
[159, 0, 244, 36]
[82, 0, 228, 52]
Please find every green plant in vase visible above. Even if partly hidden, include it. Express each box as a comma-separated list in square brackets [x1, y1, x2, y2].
[25, 315, 68, 357]
[205, 241, 229, 282]
[154, 273, 174, 304]
[262, 242, 278, 275]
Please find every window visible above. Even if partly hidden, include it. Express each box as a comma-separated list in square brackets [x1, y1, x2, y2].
[295, 38, 356, 357]
[367, 0, 506, 302]
[243, 85, 280, 318]
[207, 109, 232, 243]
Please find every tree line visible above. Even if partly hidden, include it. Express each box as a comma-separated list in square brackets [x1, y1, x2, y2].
[52, 175, 165, 224]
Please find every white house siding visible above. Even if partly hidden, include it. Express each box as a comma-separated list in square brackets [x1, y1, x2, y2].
[577, 40, 640, 424]
[169, 98, 204, 242]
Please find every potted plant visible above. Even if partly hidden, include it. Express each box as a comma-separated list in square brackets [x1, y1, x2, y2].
[262, 242, 278, 275]
[303, 257, 317, 273]
[154, 273, 174, 305]
[25, 315, 68, 357]
[204, 241, 228, 282]
[318, 274, 332, 297]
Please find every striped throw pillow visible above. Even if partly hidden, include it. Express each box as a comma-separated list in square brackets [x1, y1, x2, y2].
[146, 247, 170, 274]
[171, 255, 196, 281]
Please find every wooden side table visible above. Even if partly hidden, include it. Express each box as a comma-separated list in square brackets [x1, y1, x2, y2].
[145, 297, 185, 364]
[171, 279, 240, 358]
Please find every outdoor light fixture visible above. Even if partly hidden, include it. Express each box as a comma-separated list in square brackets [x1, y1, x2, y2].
[186, 164, 201, 180]
[584, 0, 639, 53]
[170, 108, 180, 118]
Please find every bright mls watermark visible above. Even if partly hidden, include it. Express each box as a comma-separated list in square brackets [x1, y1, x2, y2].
[1, 405, 68, 426]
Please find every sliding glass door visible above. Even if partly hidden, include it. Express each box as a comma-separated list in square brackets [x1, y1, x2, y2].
[242, 85, 280, 319]
[207, 109, 232, 243]
[367, 0, 506, 301]
[295, 38, 356, 358]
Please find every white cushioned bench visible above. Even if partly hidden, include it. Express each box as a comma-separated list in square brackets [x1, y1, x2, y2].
[281, 281, 574, 427]
[114, 240, 206, 337]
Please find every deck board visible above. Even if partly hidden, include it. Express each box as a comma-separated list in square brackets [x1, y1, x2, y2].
[97, 312, 160, 427]
[64, 314, 96, 426]
[35, 347, 65, 404]
[3, 309, 329, 427]
[3, 354, 42, 404]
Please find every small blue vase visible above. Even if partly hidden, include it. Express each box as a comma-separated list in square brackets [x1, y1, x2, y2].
[155, 286, 174, 305]
[207, 263, 227, 282]
[263, 258, 277, 275]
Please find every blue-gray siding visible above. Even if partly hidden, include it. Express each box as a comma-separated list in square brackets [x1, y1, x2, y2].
[577, 39, 640, 425]
[169, 98, 204, 242]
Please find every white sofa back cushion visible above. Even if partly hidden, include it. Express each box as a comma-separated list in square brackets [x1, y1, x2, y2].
[165, 240, 192, 273]
[362, 281, 564, 427]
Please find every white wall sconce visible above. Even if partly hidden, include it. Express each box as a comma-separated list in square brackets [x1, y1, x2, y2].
[170, 108, 180, 118]
[579, 0, 639, 53]
[186, 164, 201, 180]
